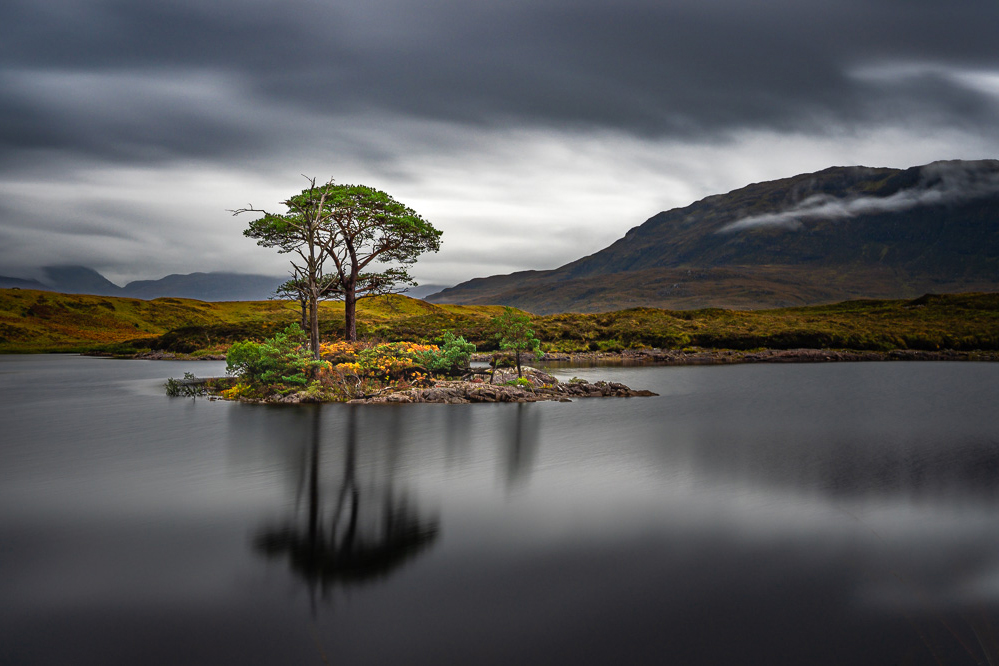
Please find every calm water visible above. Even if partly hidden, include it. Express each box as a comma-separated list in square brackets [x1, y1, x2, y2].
[2, 355, 999, 665]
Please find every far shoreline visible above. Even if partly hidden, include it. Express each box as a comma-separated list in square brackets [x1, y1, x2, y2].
[476, 348, 999, 365]
[78, 346, 999, 365]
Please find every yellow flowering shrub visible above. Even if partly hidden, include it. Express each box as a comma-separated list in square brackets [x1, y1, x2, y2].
[332, 361, 362, 375]
[221, 383, 254, 400]
[319, 340, 365, 364]
[314, 339, 436, 395]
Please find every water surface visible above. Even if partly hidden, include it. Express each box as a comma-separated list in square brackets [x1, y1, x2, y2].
[2, 355, 999, 665]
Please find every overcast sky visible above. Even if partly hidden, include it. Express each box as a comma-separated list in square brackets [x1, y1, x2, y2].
[2, 0, 998, 286]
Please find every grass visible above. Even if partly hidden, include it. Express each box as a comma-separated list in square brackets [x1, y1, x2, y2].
[531, 292, 999, 352]
[2, 288, 998, 355]
[0, 289, 292, 353]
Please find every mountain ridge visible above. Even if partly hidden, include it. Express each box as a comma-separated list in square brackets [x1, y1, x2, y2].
[0, 266, 287, 301]
[0, 267, 448, 302]
[428, 159, 999, 313]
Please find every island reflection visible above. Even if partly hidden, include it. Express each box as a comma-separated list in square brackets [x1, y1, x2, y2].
[252, 406, 440, 599]
[209, 364, 999, 663]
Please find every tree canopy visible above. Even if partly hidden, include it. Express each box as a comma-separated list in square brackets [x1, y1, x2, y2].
[314, 184, 441, 340]
[492, 307, 541, 378]
[236, 179, 334, 357]
[236, 178, 441, 349]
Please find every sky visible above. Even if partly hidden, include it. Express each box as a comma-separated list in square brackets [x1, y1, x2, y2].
[2, 0, 999, 288]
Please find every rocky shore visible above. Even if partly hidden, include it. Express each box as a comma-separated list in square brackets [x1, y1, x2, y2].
[231, 367, 657, 405]
[354, 368, 655, 404]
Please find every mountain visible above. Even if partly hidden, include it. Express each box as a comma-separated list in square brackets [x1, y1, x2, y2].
[428, 159, 999, 313]
[0, 266, 286, 301]
[121, 275, 448, 301]
[1, 266, 449, 302]
[121, 272, 285, 301]
[403, 283, 449, 300]
[43, 265, 124, 296]
[0, 275, 49, 290]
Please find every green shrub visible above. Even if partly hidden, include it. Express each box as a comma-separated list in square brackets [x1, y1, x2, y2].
[417, 330, 476, 375]
[225, 323, 324, 386]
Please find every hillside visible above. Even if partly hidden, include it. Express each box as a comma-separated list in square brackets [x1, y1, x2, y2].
[428, 160, 999, 313]
[0, 289, 506, 353]
[2, 288, 997, 355]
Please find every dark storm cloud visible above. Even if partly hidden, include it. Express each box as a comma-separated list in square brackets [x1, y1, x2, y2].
[2, 0, 998, 167]
[2, 0, 998, 284]
[0, 72, 259, 166]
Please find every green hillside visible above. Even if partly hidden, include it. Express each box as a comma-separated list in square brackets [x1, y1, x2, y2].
[2, 288, 997, 355]
[0, 289, 286, 353]
[0, 289, 506, 354]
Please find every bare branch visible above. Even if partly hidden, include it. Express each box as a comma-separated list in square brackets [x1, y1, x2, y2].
[229, 205, 268, 216]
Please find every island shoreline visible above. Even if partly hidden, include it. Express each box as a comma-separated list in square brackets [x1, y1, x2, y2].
[476, 348, 999, 365]
[173, 366, 658, 405]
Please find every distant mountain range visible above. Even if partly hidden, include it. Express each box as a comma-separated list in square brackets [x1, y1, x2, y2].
[0, 266, 447, 302]
[0, 267, 287, 301]
[428, 159, 999, 313]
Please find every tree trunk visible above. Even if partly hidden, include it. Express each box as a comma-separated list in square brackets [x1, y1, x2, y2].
[306, 232, 322, 360]
[299, 297, 308, 332]
[344, 283, 357, 341]
[309, 287, 321, 360]
[516, 350, 522, 378]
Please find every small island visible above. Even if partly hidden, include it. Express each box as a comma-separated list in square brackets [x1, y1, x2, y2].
[167, 322, 657, 405]
[180, 367, 656, 405]
[163, 177, 664, 409]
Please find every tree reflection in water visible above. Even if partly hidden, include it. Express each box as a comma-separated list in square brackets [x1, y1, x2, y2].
[254, 407, 439, 600]
[502, 402, 539, 489]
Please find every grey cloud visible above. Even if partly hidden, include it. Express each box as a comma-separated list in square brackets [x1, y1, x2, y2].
[2, 0, 998, 283]
[719, 161, 999, 233]
[0, 69, 264, 167]
[2, 0, 999, 169]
